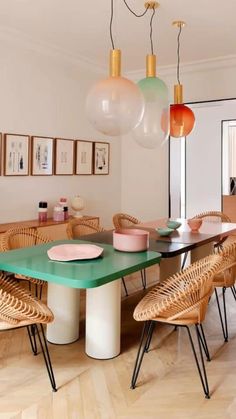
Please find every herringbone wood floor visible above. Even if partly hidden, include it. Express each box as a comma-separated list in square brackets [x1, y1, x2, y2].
[1, 266, 236, 419]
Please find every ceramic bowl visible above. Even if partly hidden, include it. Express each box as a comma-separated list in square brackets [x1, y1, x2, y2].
[187, 218, 203, 232]
[113, 229, 149, 252]
[156, 227, 174, 237]
[166, 220, 182, 230]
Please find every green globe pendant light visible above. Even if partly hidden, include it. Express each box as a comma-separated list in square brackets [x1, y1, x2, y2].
[132, 2, 170, 149]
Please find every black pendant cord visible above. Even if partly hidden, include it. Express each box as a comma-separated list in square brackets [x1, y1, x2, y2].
[177, 24, 182, 85]
[122, 0, 150, 18]
[149, 8, 156, 55]
[110, 0, 115, 49]
[110, 0, 154, 50]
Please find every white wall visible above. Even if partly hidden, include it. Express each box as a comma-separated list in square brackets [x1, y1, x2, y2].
[121, 133, 168, 221]
[0, 38, 121, 228]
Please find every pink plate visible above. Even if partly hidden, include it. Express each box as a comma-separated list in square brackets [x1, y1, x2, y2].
[47, 244, 104, 261]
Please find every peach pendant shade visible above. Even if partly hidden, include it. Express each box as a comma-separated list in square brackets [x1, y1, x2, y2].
[86, 49, 145, 136]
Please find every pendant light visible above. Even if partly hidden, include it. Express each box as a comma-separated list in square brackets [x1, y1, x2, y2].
[132, 1, 169, 149]
[170, 21, 195, 138]
[86, 0, 145, 137]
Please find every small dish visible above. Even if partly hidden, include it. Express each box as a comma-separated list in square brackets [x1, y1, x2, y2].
[156, 227, 174, 237]
[166, 220, 182, 230]
[187, 218, 203, 232]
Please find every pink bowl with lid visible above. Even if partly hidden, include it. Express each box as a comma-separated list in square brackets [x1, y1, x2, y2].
[113, 229, 149, 252]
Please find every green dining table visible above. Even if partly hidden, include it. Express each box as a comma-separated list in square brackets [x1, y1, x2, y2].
[0, 239, 161, 359]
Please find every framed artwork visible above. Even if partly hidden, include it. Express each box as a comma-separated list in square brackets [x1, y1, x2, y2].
[31, 136, 54, 175]
[93, 142, 110, 175]
[75, 140, 93, 175]
[55, 138, 75, 175]
[4, 133, 30, 176]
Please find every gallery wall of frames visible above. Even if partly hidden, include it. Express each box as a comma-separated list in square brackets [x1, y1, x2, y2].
[0, 133, 110, 176]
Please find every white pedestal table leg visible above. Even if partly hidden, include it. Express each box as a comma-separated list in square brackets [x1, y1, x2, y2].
[46, 282, 80, 344]
[86, 279, 121, 359]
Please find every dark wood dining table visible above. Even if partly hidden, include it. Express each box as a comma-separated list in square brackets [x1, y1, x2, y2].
[80, 218, 236, 281]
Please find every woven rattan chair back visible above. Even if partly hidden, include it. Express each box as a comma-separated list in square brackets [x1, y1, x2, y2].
[1, 228, 52, 289]
[194, 211, 231, 223]
[1, 227, 51, 251]
[214, 240, 236, 287]
[193, 211, 231, 248]
[0, 274, 53, 327]
[66, 218, 105, 239]
[211, 240, 236, 342]
[134, 254, 223, 325]
[112, 213, 140, 230]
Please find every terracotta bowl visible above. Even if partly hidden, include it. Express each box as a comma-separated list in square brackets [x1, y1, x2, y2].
[187, 218, 203, 232]
[113, 229, 149, 252]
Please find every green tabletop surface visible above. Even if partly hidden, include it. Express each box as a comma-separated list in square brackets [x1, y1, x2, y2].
[0, 240, 161, 289]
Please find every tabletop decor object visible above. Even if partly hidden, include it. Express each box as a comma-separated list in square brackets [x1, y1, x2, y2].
[47, 243, 103, 261]
[166, 220, 182, 229]
[187, 218, 203, 232]
[156, 227, 174, 237]
[113, 228, 149, 252]
[71, 195, 85, 217]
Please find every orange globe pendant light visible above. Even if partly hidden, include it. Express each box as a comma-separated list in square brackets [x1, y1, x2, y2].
[170, 84, 195, 137]
[170, 21, 195, 138]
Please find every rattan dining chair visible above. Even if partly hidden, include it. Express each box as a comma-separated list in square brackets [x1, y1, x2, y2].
[181, 211, 231, 269]
[113, 213, 141, 230]
[66, 218, 129, 296]
[194, 211, 231, 248]
[0, 273, 56, 391]
[113, 213, 147, 295]
[212, 241, 236, 342]
[1, 227, 52, 298]
[66, 218, 104, 239]
[131, 254, 223, 399]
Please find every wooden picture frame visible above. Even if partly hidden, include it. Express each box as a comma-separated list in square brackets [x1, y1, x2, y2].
[75, 140, 93, 175]
[55, 138, 75, 175]
[31, 136, 54, 175]
[4, 133, 30, 176]
[93, 142, 110, 175]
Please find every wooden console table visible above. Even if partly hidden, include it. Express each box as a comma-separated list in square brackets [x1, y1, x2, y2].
[0, 216, 99, 241]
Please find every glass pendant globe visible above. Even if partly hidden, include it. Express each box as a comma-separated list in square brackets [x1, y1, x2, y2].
[86, 76, 144, 136]
[132, 77, 170, 149]
[170, 104, 195, 138]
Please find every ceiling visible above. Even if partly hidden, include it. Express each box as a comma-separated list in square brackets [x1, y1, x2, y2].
[0, 0, 235, 73]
